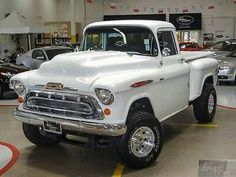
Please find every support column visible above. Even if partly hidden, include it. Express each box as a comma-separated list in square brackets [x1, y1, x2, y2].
[27, 34, 32, 50]
[70, 0, 76, 43]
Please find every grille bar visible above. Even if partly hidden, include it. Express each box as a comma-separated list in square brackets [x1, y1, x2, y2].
[27, 96, 93, 114]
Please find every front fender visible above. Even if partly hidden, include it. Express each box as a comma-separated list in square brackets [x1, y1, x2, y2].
[89, 68, 160, 93]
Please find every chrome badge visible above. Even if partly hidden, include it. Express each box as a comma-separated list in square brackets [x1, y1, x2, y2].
[45, 82, 64, 90]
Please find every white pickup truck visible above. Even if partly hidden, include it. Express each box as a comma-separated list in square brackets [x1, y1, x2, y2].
[11, 20, 218, 169]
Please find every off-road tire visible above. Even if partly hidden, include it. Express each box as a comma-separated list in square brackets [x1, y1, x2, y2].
[193, 85, 217, 123]
[111, 111, 163, 169]
[23, 123, 62, 147]
[0, 84, 4, 99]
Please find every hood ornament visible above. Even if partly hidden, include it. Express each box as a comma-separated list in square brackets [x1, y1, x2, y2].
[45, 82, 64, 90]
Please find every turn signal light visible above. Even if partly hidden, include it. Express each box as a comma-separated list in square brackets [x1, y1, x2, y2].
[17, 96, 24, 103]
[131, 80, 153, 88]
[104, 108, 111, 116]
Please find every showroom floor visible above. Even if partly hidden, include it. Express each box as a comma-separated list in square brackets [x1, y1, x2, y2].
[0, 85, 235, 177]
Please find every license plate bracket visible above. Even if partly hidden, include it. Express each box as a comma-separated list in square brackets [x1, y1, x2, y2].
[43, 121, 62, 134]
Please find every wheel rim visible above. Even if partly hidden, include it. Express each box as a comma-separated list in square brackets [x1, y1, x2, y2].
[130, 126, 155, 158]
[208, 92, 215, 114]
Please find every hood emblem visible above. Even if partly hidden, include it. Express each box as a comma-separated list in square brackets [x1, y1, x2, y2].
[45, 82, 64, 90]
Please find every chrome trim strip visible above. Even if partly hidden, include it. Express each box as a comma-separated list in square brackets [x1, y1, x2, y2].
[35, 85, 78, 92]
[27, 96, 93, 115]
[13, 109, 127, 136]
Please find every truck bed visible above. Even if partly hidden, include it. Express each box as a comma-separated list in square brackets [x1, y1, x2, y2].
[181, 51, 215, 62]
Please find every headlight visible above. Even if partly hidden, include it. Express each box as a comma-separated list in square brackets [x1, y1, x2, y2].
[218, 65, 231, 70]
[95, 88, 114, 105]
[223, 65, 231, 70]
[12, 80, 25, 95]
[1, 72, 14, 78]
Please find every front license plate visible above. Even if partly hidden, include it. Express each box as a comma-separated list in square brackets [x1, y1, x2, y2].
[43, 121, 62, 134]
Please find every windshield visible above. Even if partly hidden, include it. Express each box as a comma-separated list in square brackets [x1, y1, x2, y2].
[81, 26, 158, 56]
[45, 48, 73, 60]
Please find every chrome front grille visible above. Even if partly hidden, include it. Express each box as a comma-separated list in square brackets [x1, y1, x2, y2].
[23, 90, 104, 120]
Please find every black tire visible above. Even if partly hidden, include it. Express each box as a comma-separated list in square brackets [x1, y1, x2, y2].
[0, 84, 4, 99]
[193, 85, 217, 123]
[22, 123, 62, 147]
[111, 111, 163, 169]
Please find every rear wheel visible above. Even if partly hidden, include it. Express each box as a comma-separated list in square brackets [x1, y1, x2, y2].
[193, 85, 217, 123]
[111, 111, 163, 169]
[23, 123, 62, 147]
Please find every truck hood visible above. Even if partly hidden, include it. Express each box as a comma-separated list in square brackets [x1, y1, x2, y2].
[27, 51, 155, 91]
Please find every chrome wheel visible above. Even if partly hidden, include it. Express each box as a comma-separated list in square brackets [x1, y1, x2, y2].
[208, 92, 215, 114]
[130, 126, 155, 158]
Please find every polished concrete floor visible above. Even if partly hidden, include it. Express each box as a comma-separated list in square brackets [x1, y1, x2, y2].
[0, 85, 235, 177]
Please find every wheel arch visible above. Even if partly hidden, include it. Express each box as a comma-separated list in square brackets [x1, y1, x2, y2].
[191, 74, 214, 103]
[126, 97, 156, 123]
[190, 73, 215, 102]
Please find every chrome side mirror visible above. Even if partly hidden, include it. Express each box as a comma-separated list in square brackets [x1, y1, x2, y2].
[162, 47, 171, 57]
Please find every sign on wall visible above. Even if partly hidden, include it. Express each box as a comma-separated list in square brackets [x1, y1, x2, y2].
[169, 13, 202, 30]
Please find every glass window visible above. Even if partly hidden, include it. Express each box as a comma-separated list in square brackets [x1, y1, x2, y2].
[82, 27, 158, 57]
[45, 48, 73, 60]
[32, 50, 46, 59]
[211, 42, 224, 49]
[157, 31, 177, 56]
[230, 50, 236, 57]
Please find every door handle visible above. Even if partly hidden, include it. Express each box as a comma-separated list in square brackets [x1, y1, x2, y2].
[159, 60, 163, 66]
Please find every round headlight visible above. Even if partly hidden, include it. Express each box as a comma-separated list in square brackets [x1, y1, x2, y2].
[95, 88, 114, 105]
[13, 80, 25, 95]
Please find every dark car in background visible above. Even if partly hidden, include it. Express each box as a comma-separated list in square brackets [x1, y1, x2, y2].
[16, 46, 73, 69]
[0, 60, 29, 98]
[206, 39, 236, 57]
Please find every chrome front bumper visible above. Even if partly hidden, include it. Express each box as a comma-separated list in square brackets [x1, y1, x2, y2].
[13, 108, 127, 137]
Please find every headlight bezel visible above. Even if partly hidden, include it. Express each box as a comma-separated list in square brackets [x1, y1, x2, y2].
[11, 80, 26, 96]
[95, 88, 114, 105]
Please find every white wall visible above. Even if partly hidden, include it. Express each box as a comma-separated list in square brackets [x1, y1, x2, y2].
[0, 0, 235, 53]
[103, 0, 236, 40]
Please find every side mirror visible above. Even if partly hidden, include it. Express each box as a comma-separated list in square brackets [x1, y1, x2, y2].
[162, 47, 171, 57]
[36, 56, 46, 60]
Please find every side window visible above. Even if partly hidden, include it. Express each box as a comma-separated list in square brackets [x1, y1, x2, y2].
[157, 31, 177, 56]
[32, 50, 38, 59]
[231, 52, 236, 57]
[211, 42, 223, 49]
[32, 50, 46, 60]
[85, 33, 100, 50]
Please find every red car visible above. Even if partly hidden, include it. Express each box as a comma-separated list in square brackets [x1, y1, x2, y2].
[179, 42, 204, 51]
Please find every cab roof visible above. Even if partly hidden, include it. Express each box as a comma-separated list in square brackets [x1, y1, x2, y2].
[84, 20, 175, 34]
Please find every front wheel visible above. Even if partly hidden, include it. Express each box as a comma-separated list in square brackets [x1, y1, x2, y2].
[111, 111, 163, 169]
[23, 123, 62, 147]
[192, 85, 217, 123]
